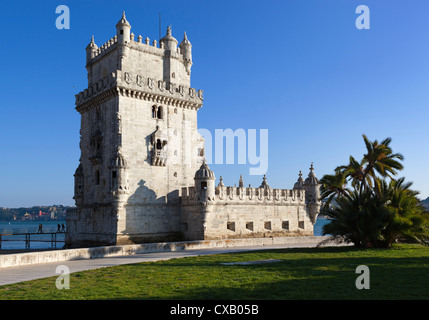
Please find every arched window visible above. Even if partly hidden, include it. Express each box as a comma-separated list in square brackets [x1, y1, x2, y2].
[157, 106, 163, 119]
[156, 139, 162, 150]
[152, 106, 157, 118]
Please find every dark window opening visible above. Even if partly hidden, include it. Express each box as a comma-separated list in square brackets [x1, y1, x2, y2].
[95, 170, 100, 185]
[201, 181, 207, 190]
[156, 139, 162, 150]
[157, 106, 163, 119]
[282, 221, 289, 230]
[120, 30, 123, 35]
[264, 221, 271, 230]
[112, 171, 117, 179]
[227, 222, 235, 232]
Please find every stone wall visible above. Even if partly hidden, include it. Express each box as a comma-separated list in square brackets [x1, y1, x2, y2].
[181, 186, 313, 240]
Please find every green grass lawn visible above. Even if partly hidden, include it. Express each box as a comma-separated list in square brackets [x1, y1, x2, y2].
[0, 244, 428, 300]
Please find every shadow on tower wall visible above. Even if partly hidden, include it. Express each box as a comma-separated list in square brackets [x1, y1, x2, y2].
[121, 179, 182, 244]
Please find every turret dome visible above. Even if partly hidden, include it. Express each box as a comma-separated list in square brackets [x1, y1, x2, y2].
[259, 175, 270, 188]
[304, 163, 319, 185]
[160, 26, 178, 44]
[194, 161, 215, 180]
[179, 32, 191, 47]
[294, 171, 305, 189]
[116, 11, 131, 28]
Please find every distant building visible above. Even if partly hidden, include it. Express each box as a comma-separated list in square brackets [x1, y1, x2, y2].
[66, 13, 321, 248]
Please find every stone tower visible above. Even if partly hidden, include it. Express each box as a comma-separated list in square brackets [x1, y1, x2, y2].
[67, 13, 205, 247]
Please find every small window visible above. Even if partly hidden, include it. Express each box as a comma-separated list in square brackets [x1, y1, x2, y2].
[112, 171, 117, 179]
[95, 170, 100, 185]
[282, 221, 289, 230]
[152, 106, 157, 118]
[120, 30, 124, 35]
[246, 222, 254, 231]
[157, 106, 163, 119]
[172, 72, 175, 78]
[299, 221, 305, 229]
[264, 221, 271, 230]
[156, 139, 162, 150]
[201, 181, 207, 190]
[227, 222, 235, 232]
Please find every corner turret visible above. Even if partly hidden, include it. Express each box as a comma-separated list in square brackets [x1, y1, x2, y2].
[194, 161, 216, 202]
[109, 148, 129, 202]
[179, 32, 192, 74]
[116, 11, 131, 44]
[303, 163, 321, 224]
[160, 26, 178, 51]
[86, 35, 98, 64]
[73, 162, 84, 206]
[259, 175, 270, 189]
[293, 171, 304, 190]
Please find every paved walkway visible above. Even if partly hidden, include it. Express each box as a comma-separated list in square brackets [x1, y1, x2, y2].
[0, 242, 342, 286]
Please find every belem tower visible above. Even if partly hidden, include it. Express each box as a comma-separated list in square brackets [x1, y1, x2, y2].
[65, 13, 321, 248]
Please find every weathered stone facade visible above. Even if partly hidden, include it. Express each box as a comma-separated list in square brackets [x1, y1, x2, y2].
[66, 13, 321, 248]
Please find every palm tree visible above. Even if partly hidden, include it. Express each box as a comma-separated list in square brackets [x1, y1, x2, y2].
[335, 155, 366, 190]
[320, 188, 390, 248]
[319, 170, 349, 210]
[378, 178, 429, 247]
[318, 135, 428, 248]
[333, 135, 404, 204]
[361, 134, 404, 193]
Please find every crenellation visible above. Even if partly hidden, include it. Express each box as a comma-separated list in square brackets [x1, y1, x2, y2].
[90, 36, 118, 62]
[181, 184, 306, 205]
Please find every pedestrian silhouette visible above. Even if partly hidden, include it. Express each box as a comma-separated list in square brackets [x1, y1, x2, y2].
[38, 224, 43, 233]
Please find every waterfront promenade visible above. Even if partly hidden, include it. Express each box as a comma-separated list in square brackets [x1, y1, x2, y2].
[0, 236, 347, 286]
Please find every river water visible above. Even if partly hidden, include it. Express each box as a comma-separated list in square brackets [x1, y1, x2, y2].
[0, 218, 329, 250]
[0, 220, 66, 250]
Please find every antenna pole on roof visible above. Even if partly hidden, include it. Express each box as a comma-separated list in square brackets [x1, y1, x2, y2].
[159, 12, 161, 41]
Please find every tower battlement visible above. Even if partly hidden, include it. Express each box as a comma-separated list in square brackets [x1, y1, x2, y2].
[181, 185, 305, 204]
[75, 70, 203, 112]
[87, 33, 190, 66]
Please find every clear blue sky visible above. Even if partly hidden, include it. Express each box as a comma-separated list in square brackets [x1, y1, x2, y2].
[1, 0, 428, 207]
